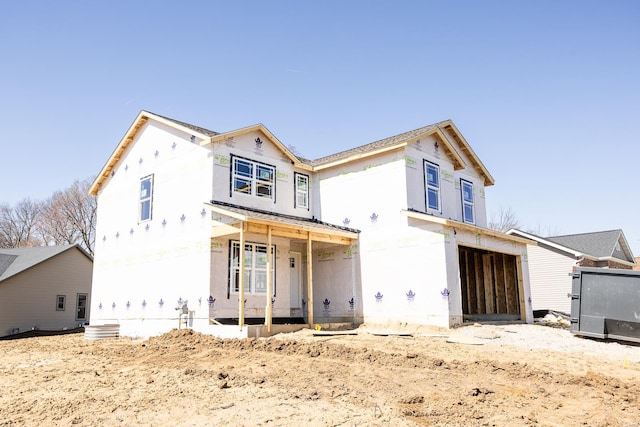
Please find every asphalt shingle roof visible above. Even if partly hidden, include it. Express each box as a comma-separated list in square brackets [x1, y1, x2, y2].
[210, 201, 360, 235]
[0, 245, 84, 283]
[150, 112, 220, 137]
[309, 122, 446, 166]
[547, 230, 626, 259]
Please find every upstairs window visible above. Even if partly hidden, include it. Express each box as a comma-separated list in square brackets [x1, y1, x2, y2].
[139, 175, 154, 222]
[461, 179, 475, 224]
[232, 156, 275, 200]
[294, 173, 309, 209]
[424, 161, 440, 212]
[229, 241, 276, 295]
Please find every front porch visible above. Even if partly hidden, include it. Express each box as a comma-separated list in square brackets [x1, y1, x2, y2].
[206, 201, 361, 333]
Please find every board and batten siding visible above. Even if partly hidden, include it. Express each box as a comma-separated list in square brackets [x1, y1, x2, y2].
[0, 248, 93, 337]
[526, 244, 575, 314]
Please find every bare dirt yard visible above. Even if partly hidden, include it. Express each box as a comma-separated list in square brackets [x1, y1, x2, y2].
[1, 322, 639, 426]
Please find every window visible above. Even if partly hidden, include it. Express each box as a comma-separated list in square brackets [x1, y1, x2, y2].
[76, 293, 88, 321]
[424, 161, 441, 212]
[461, 179, 474, 224]
[232, 156, 275, 200]
[56, 295, 66, 311]
[294, 173, 309, 209]
[229, 241, 275, 295]
[139, 175, 154, 222]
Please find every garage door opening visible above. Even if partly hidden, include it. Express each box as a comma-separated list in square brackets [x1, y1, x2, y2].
[459, 246, 522, 322]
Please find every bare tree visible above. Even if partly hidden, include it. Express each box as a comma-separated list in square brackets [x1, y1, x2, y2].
[40, 178, 97, 255]
[0, 199, 44, 248]
[488, 206, 522, 233]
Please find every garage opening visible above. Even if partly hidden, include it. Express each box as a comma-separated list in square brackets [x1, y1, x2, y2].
[458, 246, 522, 322]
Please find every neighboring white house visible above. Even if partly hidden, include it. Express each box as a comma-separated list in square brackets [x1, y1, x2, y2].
[0, 245, 93, 337]
[89, 111, 533, 338]
[507, 229, 636, 314]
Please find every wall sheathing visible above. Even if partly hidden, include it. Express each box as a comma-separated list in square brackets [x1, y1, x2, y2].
[91, 121, 214, 337]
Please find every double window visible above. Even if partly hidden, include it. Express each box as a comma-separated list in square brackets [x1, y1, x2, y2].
[139, 175, 154, 222]
[294, 173, 309, 209]
[229, 241, 276, 295]
[424, 161, 441, 212]
[232, 156, 275, 200]
[461, 180, 475, 224]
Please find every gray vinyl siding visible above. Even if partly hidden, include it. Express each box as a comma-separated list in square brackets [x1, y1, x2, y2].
[527, 244, 576, 314]
[0, 248, 92, 337]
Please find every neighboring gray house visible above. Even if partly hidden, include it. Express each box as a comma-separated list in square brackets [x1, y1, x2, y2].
[507, 229, 636, 314]
[0, 245, 93, 337]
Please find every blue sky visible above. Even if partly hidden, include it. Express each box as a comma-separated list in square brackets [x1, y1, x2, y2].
[1, 1, 639, 252]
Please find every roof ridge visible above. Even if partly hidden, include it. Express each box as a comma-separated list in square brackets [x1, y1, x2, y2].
[146, 111, 220, 137]
[549, 229, 621, 239]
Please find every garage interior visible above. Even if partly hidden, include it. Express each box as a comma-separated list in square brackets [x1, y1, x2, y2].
[458, 246, 522, 322]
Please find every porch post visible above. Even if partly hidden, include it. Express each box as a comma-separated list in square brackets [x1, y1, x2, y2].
[239, 222, 245, 330]
[266, 225, 273, 333]
[307, 234, 313, 325]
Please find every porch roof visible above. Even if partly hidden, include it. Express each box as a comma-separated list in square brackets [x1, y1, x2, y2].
[206, 201, 360, 245]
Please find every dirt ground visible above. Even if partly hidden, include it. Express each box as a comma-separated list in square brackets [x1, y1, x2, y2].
[1, 323, 639, 427]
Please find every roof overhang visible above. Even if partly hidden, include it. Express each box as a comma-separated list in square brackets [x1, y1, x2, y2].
[89, 111, 217, 196]
[312, 126, 467, 173]
[403, 210, 535, 246]
[437, 121, 495, 187]
[506, 229, 578, 256]
[206, 203, 359, 246]
[206, 124, 313, 172]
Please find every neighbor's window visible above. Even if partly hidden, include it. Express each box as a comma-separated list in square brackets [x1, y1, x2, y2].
[76, 293, 88, 321]
[56, 295, 66, 311]
[139, 174, 154, 222]
[461, 179, 475, 224]
[424, 161, 441, 212]
[232, 156, 275, 200]
[294, 173, 309, 209]
[230, 241, 275, 295]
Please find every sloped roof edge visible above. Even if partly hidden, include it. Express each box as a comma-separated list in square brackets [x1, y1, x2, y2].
[206, 124, 312, 171]
[89, 111, 220, 196]
[0, 244, 93, 283]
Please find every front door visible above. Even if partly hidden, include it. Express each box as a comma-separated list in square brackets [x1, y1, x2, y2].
[289, 252, 302, 311]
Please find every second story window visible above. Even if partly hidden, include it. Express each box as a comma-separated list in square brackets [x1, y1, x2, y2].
[424, 161, 440, 212]
[140, 174, 154, 222]
[461, 179, 474, 224]
[232, 156, 275, 200]
[294, 173, 309, 209]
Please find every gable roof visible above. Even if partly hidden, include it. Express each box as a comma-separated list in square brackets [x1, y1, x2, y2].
[311, 119, 495, 186]
[206, 123, 311, 171]
[0, 245, 93, 283]
[507, 229, 635, 265]
[91, 112, 495, 196]
[547, 230, 634, 262]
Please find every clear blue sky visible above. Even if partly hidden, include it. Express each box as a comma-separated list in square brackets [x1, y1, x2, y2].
[2, 1, 639, 253]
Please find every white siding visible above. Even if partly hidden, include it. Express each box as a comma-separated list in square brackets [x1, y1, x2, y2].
[526, 244, 575, 314]
[0, 248, 92, 336]
[211, 130, 313, 217]
[91, 120, 214, 337]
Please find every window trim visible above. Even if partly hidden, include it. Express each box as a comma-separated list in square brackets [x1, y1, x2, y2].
[423, 160, 441, 213]
[228, 240, 276, 296]
[230, 154, 276, 202]
[56, 295, 66, 311]
[461, 179, 475, 224]
[139, 174, 154, 223]
[75, 293, 88, 321]
[294, 172, 309, 210]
